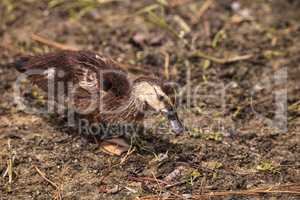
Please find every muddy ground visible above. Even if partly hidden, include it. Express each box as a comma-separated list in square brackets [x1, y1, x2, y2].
[0, 0, 299, 199]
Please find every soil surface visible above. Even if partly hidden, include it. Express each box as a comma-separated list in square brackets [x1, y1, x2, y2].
[0, 0, 299, 200]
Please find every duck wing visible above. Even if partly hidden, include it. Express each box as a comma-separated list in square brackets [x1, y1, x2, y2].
[14, 50, 131, 115]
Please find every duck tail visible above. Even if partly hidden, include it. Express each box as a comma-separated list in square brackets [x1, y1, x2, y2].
[0, 57, 29, 72]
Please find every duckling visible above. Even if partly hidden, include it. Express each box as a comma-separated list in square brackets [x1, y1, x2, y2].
[5, 50, 184, 154]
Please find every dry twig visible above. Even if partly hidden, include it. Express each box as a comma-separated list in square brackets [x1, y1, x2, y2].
[192, 0, 214, 23]
[7, 139, 13, 192]
[119, 140, 136, 165]
[31, 34, 79, 51]
[34, 165, 62, 200]
[161, 51, 170, 80]
[191, 50, 253, 64]
[138, 183, 300, 200]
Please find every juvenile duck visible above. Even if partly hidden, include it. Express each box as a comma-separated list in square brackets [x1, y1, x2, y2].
[7, 50, 184, 153]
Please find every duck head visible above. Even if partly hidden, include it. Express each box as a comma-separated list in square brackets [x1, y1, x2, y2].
[132, 78, 184, 134]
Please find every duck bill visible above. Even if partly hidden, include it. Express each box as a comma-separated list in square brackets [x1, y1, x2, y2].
[164, 110, 184, 134]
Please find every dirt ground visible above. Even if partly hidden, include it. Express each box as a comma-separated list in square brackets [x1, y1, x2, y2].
[0, 0, 299, 199]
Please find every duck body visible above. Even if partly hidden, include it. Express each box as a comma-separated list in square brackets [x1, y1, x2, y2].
[8, 50, 184, 136]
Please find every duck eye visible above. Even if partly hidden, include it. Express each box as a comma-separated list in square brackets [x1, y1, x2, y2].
[158, 95, 164, 101]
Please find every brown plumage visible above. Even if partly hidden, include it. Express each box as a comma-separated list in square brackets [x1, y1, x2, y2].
[8, 50, 184, 134]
